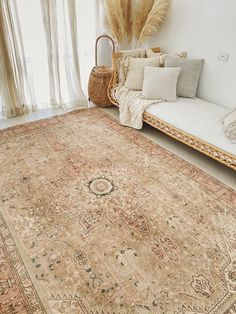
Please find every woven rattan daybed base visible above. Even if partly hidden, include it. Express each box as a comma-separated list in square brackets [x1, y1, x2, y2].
[107, 48, 236, 171]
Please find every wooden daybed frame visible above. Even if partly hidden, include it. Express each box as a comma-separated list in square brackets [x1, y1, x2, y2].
[108, 47, 236, 171]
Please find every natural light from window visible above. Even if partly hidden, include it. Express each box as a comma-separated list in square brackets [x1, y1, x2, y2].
[0, 0, 96, 117]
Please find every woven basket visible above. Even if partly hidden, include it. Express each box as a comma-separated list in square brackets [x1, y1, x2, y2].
[88, 35, 115, 107]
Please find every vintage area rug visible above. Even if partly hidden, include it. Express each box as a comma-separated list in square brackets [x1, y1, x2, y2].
[0, 108, 236, 314]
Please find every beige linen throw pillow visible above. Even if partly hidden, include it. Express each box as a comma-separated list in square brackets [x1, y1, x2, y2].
[125, 56, 160, 90]
[142, 66, 181, 101]
[119, 48, 146, 84]
[146, 48, 187, 66]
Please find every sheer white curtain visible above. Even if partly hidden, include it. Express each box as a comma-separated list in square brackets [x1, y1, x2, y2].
[0, 0, 96, 118]
[0, 0, 36, 118]
[40, 0, 86, 109]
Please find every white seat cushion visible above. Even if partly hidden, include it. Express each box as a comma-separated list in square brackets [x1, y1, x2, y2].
[145, 97, 236, 156]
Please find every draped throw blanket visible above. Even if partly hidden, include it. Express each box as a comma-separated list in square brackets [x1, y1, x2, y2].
[223, 109, 236, 143]
[113, 48, 161, 129]
[114, 84, 162, 129]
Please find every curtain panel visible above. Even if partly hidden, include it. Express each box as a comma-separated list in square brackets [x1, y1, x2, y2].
[0, 0, 88, 119]
[40, 0, 87, 109]
[0, 0, 36, 118]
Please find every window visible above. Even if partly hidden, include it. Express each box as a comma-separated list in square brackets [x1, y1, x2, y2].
[0, 0, 96, 117]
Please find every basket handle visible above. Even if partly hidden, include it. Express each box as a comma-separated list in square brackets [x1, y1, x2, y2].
[95, 35, 115, 66]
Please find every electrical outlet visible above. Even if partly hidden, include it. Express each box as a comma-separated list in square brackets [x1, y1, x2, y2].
[218, 52, 230, 62]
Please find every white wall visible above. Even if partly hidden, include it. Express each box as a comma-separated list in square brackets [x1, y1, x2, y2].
[99, 0, 236, 110]
[77, 0, 96, 94]
[96, 1, 114, 68]
[145, 0, 236, 109]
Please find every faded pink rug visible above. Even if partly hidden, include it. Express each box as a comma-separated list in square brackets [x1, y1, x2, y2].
[0, 108, 235, 313]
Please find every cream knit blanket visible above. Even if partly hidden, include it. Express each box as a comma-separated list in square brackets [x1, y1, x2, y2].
[113, 85, 162, 130]
[223, 109, 236, 143]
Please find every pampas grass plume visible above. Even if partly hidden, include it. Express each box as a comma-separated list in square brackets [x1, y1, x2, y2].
[133, 0, 154, 40]
[137, 0, 170, 46]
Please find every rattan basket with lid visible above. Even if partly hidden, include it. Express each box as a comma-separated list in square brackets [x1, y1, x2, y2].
[88, 35, 115, 107]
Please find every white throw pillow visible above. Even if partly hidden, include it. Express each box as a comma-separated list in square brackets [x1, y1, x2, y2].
[142, 66, 181, 101]
[125, 57, 160, 90]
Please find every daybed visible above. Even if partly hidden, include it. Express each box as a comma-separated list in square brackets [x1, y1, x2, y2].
[108, 48, 236, 171]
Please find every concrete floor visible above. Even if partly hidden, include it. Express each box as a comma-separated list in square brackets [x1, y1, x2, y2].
[0, 105, 235, 190]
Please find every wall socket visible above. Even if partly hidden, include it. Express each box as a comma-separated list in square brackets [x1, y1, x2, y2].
[218, 52, 230, 62]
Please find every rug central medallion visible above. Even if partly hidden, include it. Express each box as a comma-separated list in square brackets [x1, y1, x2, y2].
[87, 176, 115, 197]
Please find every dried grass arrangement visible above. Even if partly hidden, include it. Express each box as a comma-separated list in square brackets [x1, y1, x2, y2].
[103, 0, 133, 48]
[103, 0, 170, 48]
